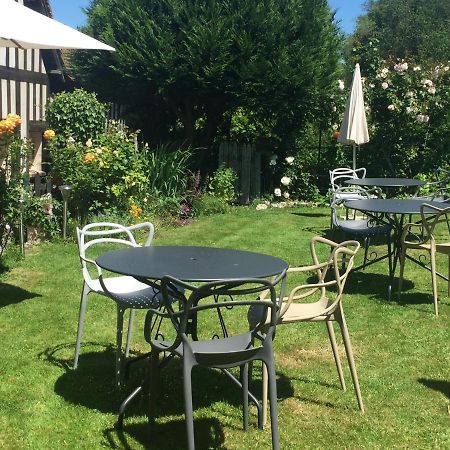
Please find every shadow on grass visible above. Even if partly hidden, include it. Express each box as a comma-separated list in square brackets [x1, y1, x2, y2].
[104, 417, 226, 450]
[418, 378, 450, 400]
[0, 281, 41, 308]
[291, 212, 329, 219]
[42, 343, 294, 421]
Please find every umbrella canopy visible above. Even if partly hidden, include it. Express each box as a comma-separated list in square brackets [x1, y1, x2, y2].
[0, 0, 114, 51]
[338, 63, 369, 169]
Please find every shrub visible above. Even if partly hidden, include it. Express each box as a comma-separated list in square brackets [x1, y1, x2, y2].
[191, 194, 230, 217]
[208, 166, 237, 204]
[22, 193, 61, 239]
[45, 89, 107, 142]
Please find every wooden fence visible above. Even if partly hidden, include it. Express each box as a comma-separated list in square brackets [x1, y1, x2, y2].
[218, 141, 261, 204]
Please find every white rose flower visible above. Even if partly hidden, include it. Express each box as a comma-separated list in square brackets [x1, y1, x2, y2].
[274, 188, 282, 197]
[280, 176, 291, 186]
[444, 66, 449, 71]
[338, 80, 345, 90]
[332, 123, 339, 130]
[413, 66, 421, 71]
[387, 104, 395, 111]
[283, 192, 290, 199]
[85, 138, 93, 148]
[401, 62, 408, 71]
[423, 79, 433, 87]
[256, 203, 268, 210]
[428, 86, 436, 94]
[416, 114, 430, 123]
[285, 156, 295, 165]
[381, 82, 389, 89]
[67, 136, 75, 145]
[406, 106, 414, 114]
[381, 67, 389, 74]
[369, 83, 375, 88]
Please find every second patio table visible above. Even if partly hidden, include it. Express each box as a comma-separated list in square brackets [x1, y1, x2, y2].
[345, 198, 445, 298]
[344, 177, 425, 197]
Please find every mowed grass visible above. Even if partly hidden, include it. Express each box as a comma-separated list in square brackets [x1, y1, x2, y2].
[0, 206, 449, 449]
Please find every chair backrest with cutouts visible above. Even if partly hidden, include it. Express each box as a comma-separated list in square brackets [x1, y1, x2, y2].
[329, 167, 366, 192]
[279, 237, 360, 319]
[147, 272, 287, 367]
[420, 204, 450, 245]
[76, 222, 155, 287]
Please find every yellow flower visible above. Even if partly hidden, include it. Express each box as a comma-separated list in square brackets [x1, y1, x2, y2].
[129, 203, 142, 219]
[43, 129, 55, 140]
[6, 113, 21, 126]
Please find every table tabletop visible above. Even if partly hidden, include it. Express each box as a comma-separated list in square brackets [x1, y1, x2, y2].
[344, 177, 425, 188]
[345, 198, 446, 215]
[96, 245, 289, 282]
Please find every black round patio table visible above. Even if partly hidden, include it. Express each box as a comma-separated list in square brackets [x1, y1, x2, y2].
[345, 198, 446, 299]
[96, 245, 289, 282]
[344, 177, 425, 189]
[344, 177, 425, 197]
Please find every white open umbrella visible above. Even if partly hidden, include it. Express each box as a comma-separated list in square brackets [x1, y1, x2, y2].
[338, 63, 369, 169]
[0, 0, 114, 51]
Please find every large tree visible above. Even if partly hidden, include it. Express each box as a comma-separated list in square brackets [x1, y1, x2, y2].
[70, 0, 341, 167]
[351, 0, 450, 61]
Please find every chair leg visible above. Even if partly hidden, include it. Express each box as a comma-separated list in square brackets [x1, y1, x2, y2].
[148, 350, 160, 423]
[116, 305, 126, 387]
[397, 246, 407, 297]
[335, 308, 364, 413]
[448, 255, 450, 298]
[242, 363, 249, 432]
[362, 236, 370, 270]
[325, 321, 346, 391]
[183, 359, 195, 450]
[73, 283, 90, 369]
[266, 354, 280, 450]
[125, 308, 136, 358]
[261, 361, 268, 427]
[430, 248, 438, 316]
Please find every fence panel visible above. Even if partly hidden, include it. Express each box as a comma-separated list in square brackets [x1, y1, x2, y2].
[218, 141, 261, 203]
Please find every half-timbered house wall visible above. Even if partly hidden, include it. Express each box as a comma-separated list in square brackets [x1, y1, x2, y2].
[0, 0, 62, 173]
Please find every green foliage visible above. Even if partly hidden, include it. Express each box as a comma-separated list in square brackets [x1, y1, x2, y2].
[208, 165, 237, 204]
[191, 194, 230, 217]
[71, 0, 342, 162]
[352, 0, 450, 62]
[142, 143, 192, 198]
[45, 89, 107, 142]
[22, 194, 62, 239]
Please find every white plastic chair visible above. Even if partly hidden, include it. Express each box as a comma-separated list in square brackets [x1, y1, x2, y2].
[75, 222, 161, 386]
[329, 167, 367, 201]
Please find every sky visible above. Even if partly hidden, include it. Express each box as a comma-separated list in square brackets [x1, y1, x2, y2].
[50, 0, 366, 35]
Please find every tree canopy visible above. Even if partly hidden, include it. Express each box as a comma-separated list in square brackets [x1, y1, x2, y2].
[70, 0, 342, 166]
[351, 0, 450, 62]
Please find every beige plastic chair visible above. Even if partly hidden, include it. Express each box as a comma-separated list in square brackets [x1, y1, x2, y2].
[250, 236, 364, 425]
[398, 203, 450, 316]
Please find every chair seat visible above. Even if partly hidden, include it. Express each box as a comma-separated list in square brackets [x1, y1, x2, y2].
[153, 332, 263, 368]
[249, 297, 334, 326]
[336, 218, 390, 236]
[90, 276, 162, 308]
[404, 241, 450, 254]
[334, 192, 366, 201]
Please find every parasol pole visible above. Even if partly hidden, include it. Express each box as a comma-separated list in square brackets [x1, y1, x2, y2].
[352, 144, 356, 170]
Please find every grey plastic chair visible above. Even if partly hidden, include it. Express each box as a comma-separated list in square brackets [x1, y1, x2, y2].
[331, 187, 392, 268]
[75, 222, 162, 386]
[142, 273, 287, 450]
[398, 203, 450, 316]
[249, 237, 363, 425]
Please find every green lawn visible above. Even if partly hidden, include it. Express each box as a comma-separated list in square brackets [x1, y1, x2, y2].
[0, 206, 449, 449]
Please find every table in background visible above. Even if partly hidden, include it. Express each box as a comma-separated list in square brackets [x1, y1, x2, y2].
[345, 198, 445, 298]
[345, 177, 425, 197]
